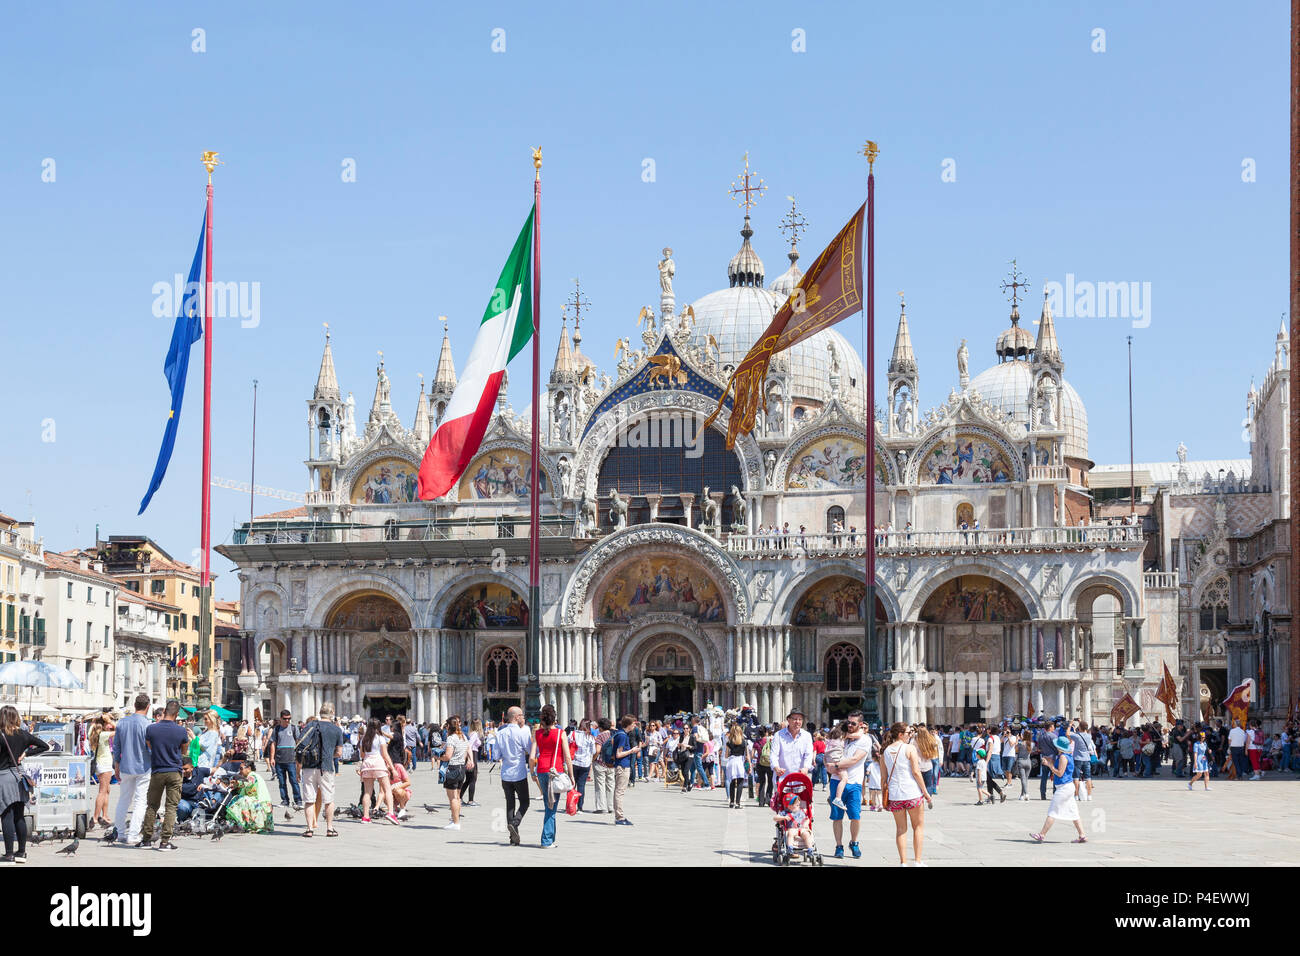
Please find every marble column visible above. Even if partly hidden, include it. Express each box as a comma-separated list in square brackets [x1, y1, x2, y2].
[679, 493, 695, 529]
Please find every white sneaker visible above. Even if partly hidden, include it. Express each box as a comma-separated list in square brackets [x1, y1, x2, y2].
[397, 809, 409, 820]
[830, 797, 847, 810]
[442, 822, 461, 830]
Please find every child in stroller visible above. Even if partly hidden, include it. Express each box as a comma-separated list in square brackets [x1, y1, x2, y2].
[770, 772, 823, 866]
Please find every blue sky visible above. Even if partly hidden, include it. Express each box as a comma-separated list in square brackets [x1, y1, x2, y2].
[0, 1, 1288, 600]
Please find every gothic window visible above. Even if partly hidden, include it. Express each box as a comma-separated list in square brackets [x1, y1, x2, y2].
[825, 506, 845, 533]
[1199, 576, 1229, 631]
[484, 646, 519, 694]
[824, 643, 863, 694]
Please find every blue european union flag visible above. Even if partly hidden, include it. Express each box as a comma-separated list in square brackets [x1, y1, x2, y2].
[138, 212, 206, 514]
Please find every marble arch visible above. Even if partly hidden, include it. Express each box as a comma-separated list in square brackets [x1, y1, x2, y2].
[1065, 571, 1140, 620]
[562, 524, 749, 627]
[776, 562, 899, 623]
[429, 569, 530, 629]
[610, 614, 722, 682]
[306, 573, 419, 630]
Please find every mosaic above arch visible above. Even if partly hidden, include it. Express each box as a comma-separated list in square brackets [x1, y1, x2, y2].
[444, 583, 529, 629]
[597, 555, 726, 624]
[919, 576, 1028, 624]
[786, 436, 872, 490]
[914, 430, 1017, 485]
[458, 448, 547, 500]
[351, 457, 421, 504]
[792, 575, 884, 625]
[326, 591, 412, 631]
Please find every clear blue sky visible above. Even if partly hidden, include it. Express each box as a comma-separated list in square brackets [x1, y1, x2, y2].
[0, 1, 1288, 600]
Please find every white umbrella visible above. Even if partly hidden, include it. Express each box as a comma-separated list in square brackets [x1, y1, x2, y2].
[0, 660, 85, 720]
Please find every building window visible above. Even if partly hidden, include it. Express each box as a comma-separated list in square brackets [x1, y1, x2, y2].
[215, 642, 223, 662]
[104, 591, 110, 607]
[67, 582, 73, 598]
[104, 625, 109, 644]
[180, 614, 187, 630]
[484, 646, 520, 694]
[825, 643, 864, 694]
[86, 622, 92, 652]
[66, 619, 72, 642]
[825, 506, 845, 534]
[87, 586, 93, 603]
[192, 617, 199, 631]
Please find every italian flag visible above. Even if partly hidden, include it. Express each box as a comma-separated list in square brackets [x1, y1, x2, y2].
[418, 207, 535, 499]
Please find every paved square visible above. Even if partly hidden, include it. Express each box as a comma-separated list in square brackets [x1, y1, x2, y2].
[20, 765, 1300, 867]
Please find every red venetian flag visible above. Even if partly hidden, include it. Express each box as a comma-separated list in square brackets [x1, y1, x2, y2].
[418, 208, 535, 500]
[703, 204, 865, 449]
[1155, 662, 1180, 724]
[1110, 693, 1140, 728]
[1223, 678, 1254, 728]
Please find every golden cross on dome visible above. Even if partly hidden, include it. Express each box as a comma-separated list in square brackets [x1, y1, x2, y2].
[779, 195, 808, 251]
[729, 152, 766, 212]
[564, 277, 592, 328]
[1000, 259, 1030, 309]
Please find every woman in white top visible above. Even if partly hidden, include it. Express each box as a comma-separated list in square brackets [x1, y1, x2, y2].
[568, 718, 596, 810]
[439, 715, 474, 830]
[359, 718, 400, 825]
[1001, 729, 1017, 785]
[879, 723, 933, 866]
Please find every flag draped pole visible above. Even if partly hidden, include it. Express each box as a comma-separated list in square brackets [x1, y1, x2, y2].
[526, 147, 543, 722]
[862, 141, 878, 720]
[197, 150, 221, 713]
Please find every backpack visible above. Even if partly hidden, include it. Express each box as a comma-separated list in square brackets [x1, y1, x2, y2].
[600, 731, 619, 766]
[759, 737, 772, 767]
[295, 722, 324, 769]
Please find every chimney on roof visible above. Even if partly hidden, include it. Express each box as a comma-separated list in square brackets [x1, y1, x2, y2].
[79, 556, 89, 571]
[93, 561, 104, 574]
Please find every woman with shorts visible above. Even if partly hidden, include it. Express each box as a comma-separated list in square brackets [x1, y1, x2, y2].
[879, 722, 933, 866]
[359, 718, 400, 825]
[439, 715, 473, 830]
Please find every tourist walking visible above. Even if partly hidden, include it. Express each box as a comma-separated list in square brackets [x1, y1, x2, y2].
[611, 715, 642, 825]
[1030, 736, 1086, 844]
[439, 715, 474, 830]
[722, 722, 749, 808]
[1247, 720, 1264, 780]
[1, 704, 50, 863]
[592, 717, 615, 810]
[460, 718, 482, 807]
[828, 711, 874, 859]
[769, 710, 814, 800]
[1015, 730, 1033, 800]
[497, 706, 531, 845]
[914, 724, 939, 795]
[301, 702, 345, 837]
[1188, 729, 1212, 791]
[89, 713, 115, 828]
[269, 709, 303, 809]
[1069, 721, 1095, 801]
[569, 718, 595, 810]
[138, 699, 189, 851]
[109, 694, 151, 844]
[359, 718, 400, 825]
[529, 704, 573, 849]
[879, 722, 932, 865]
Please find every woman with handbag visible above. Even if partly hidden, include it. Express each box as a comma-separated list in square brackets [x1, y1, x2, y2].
[1, 704, 50, 864]
[879, 722, 932, 866]
[359, 718, 401, 825]
[88, 714, 116, 828]
[528, 704, 573, 849]
[439, 715, 473, 830]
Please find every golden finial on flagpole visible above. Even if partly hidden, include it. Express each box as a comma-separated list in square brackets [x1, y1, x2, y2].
[860, 140, 879, 172]
[532, 146, 542, 181]
[201, 150, 223, 184]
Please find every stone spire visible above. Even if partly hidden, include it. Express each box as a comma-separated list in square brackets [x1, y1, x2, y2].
[433, 321, 457, 391]
[314, 324, 340, 401]
[888, 296, 917, 376]
[412, 375, 430, 444]
[551, 313, 576, 383]
[1033, 289, 1063, 368]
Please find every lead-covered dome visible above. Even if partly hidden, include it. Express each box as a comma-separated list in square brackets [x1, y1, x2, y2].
[967, 360, 1089, 461]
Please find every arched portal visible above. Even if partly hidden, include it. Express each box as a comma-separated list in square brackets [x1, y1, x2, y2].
[640, 642, 697, 720]
[824, 642, 864, 720]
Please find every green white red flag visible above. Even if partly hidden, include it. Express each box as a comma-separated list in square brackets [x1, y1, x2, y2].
[418, 208, 535, 499]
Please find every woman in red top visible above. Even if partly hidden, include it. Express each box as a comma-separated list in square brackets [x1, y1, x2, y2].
[529, 704, 573, 849]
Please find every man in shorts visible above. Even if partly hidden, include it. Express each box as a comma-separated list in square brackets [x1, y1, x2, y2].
[300, 702, 345, 837]
[827, 710, 873, 860]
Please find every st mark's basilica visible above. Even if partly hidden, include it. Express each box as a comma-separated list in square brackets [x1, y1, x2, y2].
[217, 193, 1291, 730]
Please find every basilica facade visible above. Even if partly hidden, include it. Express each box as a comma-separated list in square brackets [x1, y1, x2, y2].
[218, 211, 1183, 729]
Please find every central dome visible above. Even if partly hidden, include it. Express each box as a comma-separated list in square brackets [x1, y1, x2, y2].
[685, 284, 867, 420]
[967, 360, 1089, 461]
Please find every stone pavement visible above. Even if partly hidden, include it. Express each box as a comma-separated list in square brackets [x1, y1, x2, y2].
[20, 764, 1300, 867]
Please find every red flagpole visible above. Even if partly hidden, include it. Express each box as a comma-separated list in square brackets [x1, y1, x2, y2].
[526, 148, 543, 721]
[863, 143, 877, 713]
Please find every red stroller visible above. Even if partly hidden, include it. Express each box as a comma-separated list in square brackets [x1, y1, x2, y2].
[770, 772, 823, 866]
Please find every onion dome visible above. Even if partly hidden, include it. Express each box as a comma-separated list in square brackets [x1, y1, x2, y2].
[995, 305, 1034, 362]
[727, 216, 765, 288]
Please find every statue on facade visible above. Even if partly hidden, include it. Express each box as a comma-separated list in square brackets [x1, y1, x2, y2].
[1176, 441, 1188, 464]
[763, 449, 777, 486]
[609, 489, 629, 530]
[658, 248, 675, 297]
[728, 485, 746, 531]
[827, 340, 841, 376]
[957, 339, 969, 384]
[1037, 377, 1057, 427]
[557, 456, 571, 495]
[575, 490, 598, 537]
[700, 486, 721, 535]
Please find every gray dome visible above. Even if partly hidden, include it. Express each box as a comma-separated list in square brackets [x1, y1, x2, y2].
[967, 360, 1089, 461]
[685, 284, 866, 419]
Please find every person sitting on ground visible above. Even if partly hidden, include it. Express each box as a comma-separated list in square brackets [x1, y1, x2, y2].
[177, 759, 213, 821]
[225, 760, 274, 833]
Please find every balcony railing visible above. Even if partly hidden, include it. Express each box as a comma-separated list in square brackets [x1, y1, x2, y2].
[304, 489, 343, 507]
[233, 515, 573, 546]
[1030, 465, 1069, 481]
[1143, 571, 1180, 589]
[727, 525, 1144, 556]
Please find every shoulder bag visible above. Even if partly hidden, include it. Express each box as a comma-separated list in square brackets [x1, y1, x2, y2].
[548, 730, 573, 796]
[2, 733, 33, 803]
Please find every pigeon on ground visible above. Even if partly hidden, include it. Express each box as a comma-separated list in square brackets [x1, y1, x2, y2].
[57, 839, 80, 856]
[284, 809, 293, 822]
[422, 804, 440, 814]
[100, 830, 117, 844]
[210, 826, 224, 842]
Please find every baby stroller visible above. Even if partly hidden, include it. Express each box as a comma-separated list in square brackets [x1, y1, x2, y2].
[182, 770, 241, 837]
[771, 772, 823, 866]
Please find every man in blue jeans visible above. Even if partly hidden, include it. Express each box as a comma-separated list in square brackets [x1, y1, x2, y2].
[269, 709, 303, 808]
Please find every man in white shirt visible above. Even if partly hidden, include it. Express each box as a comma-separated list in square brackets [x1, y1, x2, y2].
[769, 710, 814, 800]
[1227, 722, 1249, 780]
[496, 706, 533, 845]
[827, 710, 873, 859]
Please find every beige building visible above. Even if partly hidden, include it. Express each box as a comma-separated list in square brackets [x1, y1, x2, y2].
[114, 590, 177, 710]
[0, 514, 46, 703]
